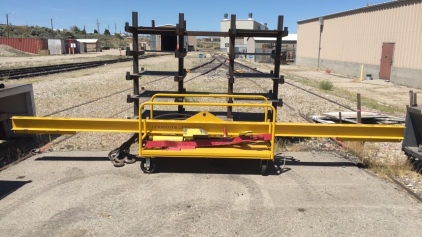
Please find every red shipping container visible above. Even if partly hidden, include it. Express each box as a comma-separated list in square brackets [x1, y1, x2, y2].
[0, 38, 48, 54]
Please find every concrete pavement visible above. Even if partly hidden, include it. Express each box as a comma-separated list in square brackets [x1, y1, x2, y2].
[0, 151, 422, 236]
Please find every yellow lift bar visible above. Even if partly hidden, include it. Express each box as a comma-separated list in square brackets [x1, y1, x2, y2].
[11, 94, 404, 174]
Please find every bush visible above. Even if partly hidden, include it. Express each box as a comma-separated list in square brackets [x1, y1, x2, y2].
[319, 80, 333, 90]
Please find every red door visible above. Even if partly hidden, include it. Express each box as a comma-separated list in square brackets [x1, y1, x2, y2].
[379, 43, 394, 80]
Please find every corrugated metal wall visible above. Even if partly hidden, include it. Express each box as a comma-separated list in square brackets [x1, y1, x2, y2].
[0, 38, 48, 54]
[47, 39, 64, 55]
[296, 21, 320, 59]
[297, 0, 422, 69]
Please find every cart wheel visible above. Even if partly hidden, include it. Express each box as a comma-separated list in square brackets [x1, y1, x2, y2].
[260, 160, 269, 176]
[140, 159, 156, 173]
[111, 158, 125, 167]
[124, 156, 136, 164]
[108, 150, 119, 161]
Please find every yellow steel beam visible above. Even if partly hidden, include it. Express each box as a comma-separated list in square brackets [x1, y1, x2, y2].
[12, 116, 404, 141]
[11, 97, 405, 142]
[274, 123, 404, 142]
[12, 116, 138, 134]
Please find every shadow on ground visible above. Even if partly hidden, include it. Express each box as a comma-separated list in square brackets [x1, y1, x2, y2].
[0, 180, 32, 200]
[36, 152, 358, 175]
[0, 134, 61, 170]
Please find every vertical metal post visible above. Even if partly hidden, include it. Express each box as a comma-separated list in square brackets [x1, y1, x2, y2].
[409, 90, 414, 107]
[151, 20, 155, 51]
[317, 17, 324, 70]
[273, 16, 283, 78]
[357, 93, 362, 124]
[132, 12, 140, 117]
[339, 112, 342, 124]
[178, 13, 185, 113]
[227, 14, 236, 119]
[271, 16, 284, 117]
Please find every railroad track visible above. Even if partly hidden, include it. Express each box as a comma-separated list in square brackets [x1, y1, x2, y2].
[5, 52, 420, 201]
[0, 54, 163, 80]
[207, 55, 354, 122]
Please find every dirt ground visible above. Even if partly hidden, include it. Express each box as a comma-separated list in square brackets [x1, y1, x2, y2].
[237, 61, 422, 113]
[2, 49, 420, 111]
[0, 46, 124, 69]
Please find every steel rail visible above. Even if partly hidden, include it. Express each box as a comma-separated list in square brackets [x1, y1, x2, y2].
[0, 54, 163, 80]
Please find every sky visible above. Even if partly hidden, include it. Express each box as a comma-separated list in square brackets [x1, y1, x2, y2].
[1, 0, 389, 34]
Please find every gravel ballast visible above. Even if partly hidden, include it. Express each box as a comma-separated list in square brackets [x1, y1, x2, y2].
[4, 53, 422, 199]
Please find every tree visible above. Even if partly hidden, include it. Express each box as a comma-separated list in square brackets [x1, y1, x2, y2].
[64, 31, 75, 39]
[70, 25, 81, 33]
[114, 33, 123, 40]
[94, 29, 98, 34]
[81, 28, 86, 35]
[104, 29, 110, 35]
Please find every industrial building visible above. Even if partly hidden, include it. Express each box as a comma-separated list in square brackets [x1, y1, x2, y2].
[149, 24, 197, 51]
[296, 0, 422, 88]
[220, 13, 268, 53]
[220, 13, 297, 63]
[76, 39, 101, 52]
[246, 34, 297, 63]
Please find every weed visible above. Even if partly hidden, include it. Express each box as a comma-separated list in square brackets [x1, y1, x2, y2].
[1, 75, 9, 82]
[344, 141, 413, 176]
[319, 80, 333, 90]
[288, 75, 404, 114]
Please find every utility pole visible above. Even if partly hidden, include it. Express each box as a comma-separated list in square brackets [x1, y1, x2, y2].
[96, 19, 100, 33]
[6, 14, 9, 38]
[51, 18, 53, 31]
[84, 25, 86, 39]
[114, 23, 116, 34]
[6, 12, 15, 38]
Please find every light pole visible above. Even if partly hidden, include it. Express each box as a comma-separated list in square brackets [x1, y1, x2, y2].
[51, 17, 58, 30]
[6, 12, 15, 38]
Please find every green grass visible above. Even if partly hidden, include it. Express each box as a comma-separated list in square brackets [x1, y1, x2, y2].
[288, 75, 405, 114]
[319, 80, 333, 90]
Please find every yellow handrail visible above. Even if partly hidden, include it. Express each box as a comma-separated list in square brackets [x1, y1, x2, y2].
[147, 93, 271, 121]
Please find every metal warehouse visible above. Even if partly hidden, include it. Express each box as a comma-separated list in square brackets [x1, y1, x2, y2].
[296, 0, 422, 88]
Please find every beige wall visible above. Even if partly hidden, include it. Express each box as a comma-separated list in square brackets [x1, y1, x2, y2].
[296, 21, 320, 59]
[220, 20, 267, 51]
[297, 1, 422, 69]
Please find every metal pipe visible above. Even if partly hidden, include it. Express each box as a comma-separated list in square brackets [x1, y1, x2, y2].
[357, 93, 362, 124]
